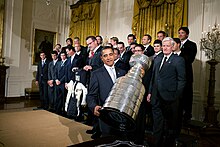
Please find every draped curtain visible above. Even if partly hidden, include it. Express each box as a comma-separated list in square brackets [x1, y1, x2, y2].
[69, 0, 101, 46]
[132, 0, 188, 43]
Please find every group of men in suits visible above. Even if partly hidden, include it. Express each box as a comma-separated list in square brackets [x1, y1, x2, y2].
[35, 26, 197, 146]
[144, 27, 196, 147]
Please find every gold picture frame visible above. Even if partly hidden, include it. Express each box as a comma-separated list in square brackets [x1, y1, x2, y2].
[32, 29, 56, 65]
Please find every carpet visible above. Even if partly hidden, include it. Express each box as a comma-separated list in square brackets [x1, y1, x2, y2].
[0, 109, 92, 147]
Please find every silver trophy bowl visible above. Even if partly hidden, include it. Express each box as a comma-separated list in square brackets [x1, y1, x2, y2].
[99, 54, 152, 132]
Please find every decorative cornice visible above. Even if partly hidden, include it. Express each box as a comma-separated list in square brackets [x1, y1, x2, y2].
[70, 0, 101, 9]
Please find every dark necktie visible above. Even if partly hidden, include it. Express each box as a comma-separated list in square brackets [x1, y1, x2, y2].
[159, 56, 167, 71]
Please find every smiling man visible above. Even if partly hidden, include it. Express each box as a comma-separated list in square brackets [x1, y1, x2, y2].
[86, 46, 126, 138]
[147, 37, 186, 147]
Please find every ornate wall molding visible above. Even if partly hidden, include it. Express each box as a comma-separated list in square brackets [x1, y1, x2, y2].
[136, 0, 179, 9]
[70, 0, 100, 23]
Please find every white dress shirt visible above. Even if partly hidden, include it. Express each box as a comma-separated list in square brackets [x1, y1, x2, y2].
[104, 64, 116, 83]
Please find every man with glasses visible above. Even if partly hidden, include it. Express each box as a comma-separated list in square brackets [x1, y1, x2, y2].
[84, 36, 103, 137]
[84, 36, 103, 72]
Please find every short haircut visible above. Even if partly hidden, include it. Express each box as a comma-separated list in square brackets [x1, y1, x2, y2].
[101, 46, 114, 56]
[96, 35, 103, 41]
[86, 36, 96, 41]
[153, 39, 162, 46]
[162, 37, 175, 46]
[110, 37, 119, 43]
[51, 51, 58, 55]
[39, 51, 45, 55]
[60, 51, 67, 57]
[56, 44, 61, 48]
[66, 38, 73, 44]
[144, 34, 152, 42]
[173, 38, 181, 44]
[113, 47, 120, 55]
[66, 45, 75, 52]
[135, 44, 145, 51]
[157, 30, 166, 36]
[130, 42, 137, 46]
[117, 41, 125, 47]
[74, 36, 80, 40]
[127, 34, 136, 40]
[178, 27, 189, 35]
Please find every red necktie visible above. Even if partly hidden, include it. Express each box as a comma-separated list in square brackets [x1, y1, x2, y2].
[90, 51, 94, 58]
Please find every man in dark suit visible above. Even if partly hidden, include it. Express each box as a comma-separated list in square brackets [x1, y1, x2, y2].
[53, 44, 62, 61]
[172, 38, 182, 55]
[84, 36, 103, 72]
[86, 46, 126, 137]
[113, 48, 130, 73]
[142, 34, 155, 57]
[74, 37, 88, 58]
[65, 45, 84, 84]
[84, 36, 103, 135]
[125, 34, 136, 52]
[132, 44, 153, 144]
[66, 37, 73, 46]
[35, 51, 50, 109]
[47, 51, 59, 111]
[118, 41, 131, 64]
[55, 51, 68, 115]
[178, 27, 197, 122]
[147, 37, 186, 147]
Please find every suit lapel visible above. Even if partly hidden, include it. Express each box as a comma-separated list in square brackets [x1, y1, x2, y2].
[181, 39, 189, 50]
[115, 67, 123, 78]
[154, 55, 162, 74]
[102, 66, 113, 85]
[160, 54, 174, 73]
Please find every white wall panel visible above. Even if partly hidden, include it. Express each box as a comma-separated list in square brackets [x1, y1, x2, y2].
[100, 0, 134, 46]
[3, 0, 70, 97]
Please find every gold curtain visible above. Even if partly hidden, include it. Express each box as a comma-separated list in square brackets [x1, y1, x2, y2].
[132, 0, 188, 43]
[69, 0, 101, 46]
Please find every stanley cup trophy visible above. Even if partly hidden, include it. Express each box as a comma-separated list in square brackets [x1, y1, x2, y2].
[99, 54, 151, 132]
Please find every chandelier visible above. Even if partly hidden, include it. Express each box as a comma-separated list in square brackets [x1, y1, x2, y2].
[201, 22, 220, 61]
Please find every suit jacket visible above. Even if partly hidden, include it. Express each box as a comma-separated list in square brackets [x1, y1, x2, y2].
[149, 53, 186, 102]
[36, 59, 50, 83]
[66, 54, 84, 82]
[144, 45, 155, 57]
[114, 59, 130, 73]
[48, 60, 58, 82]
[87, 66, 126, 112]
[56, 60, 68, 84]
[85, 46, 103, 71]
[144, 52, 163, 92]
[180, 40, 197, 82]
[120, 51, 131, 64]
